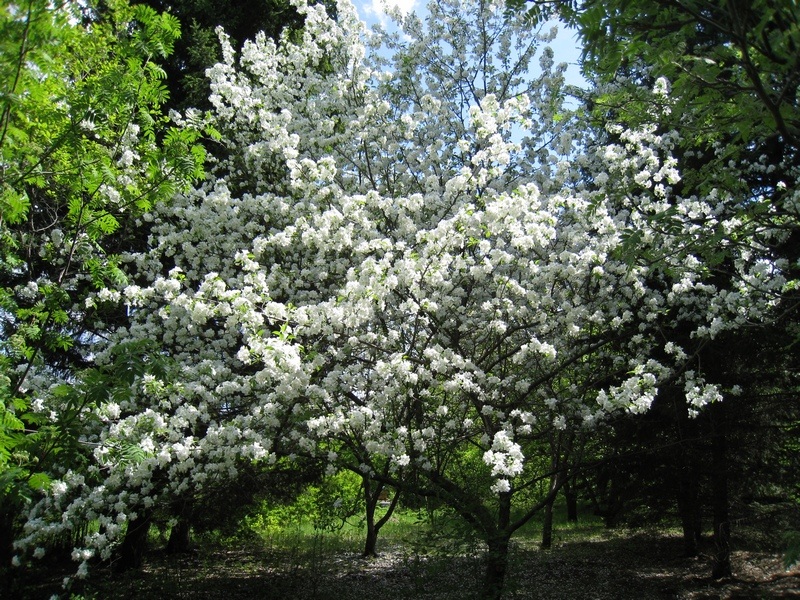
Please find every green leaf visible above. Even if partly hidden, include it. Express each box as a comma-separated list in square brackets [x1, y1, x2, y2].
[0, 186, 30, 224]
[0, 408, 25, 433]
[94, 212, 120, 235]
[27, 471, 51, 491]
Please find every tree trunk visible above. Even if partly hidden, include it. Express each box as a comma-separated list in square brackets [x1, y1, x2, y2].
[361, 476, 400, 558]
[482, 534, 511, 600]
[1, 508, 17, 598]
[711, 403, 731, 579]
[481, 488, 514, 600]
[363, 491, 379, 558]
[541, 498, 554, 549]
[564, 481, 578, 523]
[166, 517, 192, 554]
[115, 513, 151, 572]
[0, 508, 15, 570]
[676, 468, 702, 557]
[674, 390, 702, 557]
[363, 522, 379, 558]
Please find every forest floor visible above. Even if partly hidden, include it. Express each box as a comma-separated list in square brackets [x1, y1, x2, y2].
[11, 523, 800, 600]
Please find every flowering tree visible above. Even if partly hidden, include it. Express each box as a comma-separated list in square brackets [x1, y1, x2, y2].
[0, 0, 207, 575]
[14, 0, 786, 596]
[521, 0, 800, 573]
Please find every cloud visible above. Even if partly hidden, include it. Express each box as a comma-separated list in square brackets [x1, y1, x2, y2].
[360, 0, 419, 22]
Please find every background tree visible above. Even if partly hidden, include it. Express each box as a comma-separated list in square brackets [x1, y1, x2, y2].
[0, 0, 207, 577]
[134, 0, 314, 111]
[508, 0, 800, 576]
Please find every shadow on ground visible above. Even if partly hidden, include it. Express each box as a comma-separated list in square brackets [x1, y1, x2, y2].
[10, 530, 800, 599]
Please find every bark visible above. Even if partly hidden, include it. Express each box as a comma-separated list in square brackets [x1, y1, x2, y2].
[673, 390, 702, 557]
[711, 403, 732, 579]
[361, 477, 401, 558]
[481, 489, 514, 600]
[482, 534, 511, 600]
[115, 513, 152, 572]
[541, 498, 554, 549]
[361, 477, 383, 558]
[542, 465, 567, 548]
[166, 517, 192, 554]
[587, 460, 625, 528]
[676, 466, 702, 556]
[363, 486, 379, 558]
[597, 481, 624, 528]
[0, 509, 15, 570]
[1, 509, 17, 598]
[564, 481, 579, 523]
[363, 523, 379, 558]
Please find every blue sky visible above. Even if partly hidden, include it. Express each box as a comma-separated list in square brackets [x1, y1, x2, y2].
[350, 0, 586, 88]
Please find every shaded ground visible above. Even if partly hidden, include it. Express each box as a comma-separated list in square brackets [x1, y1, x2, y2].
[11, 528, 800, 600]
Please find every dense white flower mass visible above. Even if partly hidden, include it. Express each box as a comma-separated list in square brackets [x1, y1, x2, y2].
[15, 0, 784, 572]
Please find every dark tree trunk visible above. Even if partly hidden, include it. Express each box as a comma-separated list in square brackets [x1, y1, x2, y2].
[564, 481, 579, 523]
[481, 489, 514, 600]
[1, 508, 18, 598]
[0, 509, 15, 569]
[361, 476, 400, 558]
[363, 524, 379, 558]
[711, 403, 732, 579]
[541, 498, 554, 549]
[676, 463, 702, 556]
[541, 472, 558, 549]
[587, 460, 625, 528]
[363, 491, 379, 558]
[115, 513, 152, 572]
[166, 518, 192, 554]
[599, 476, 624, 528]
[482, 534, 511, 600]
[673, 390, 702, 557]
